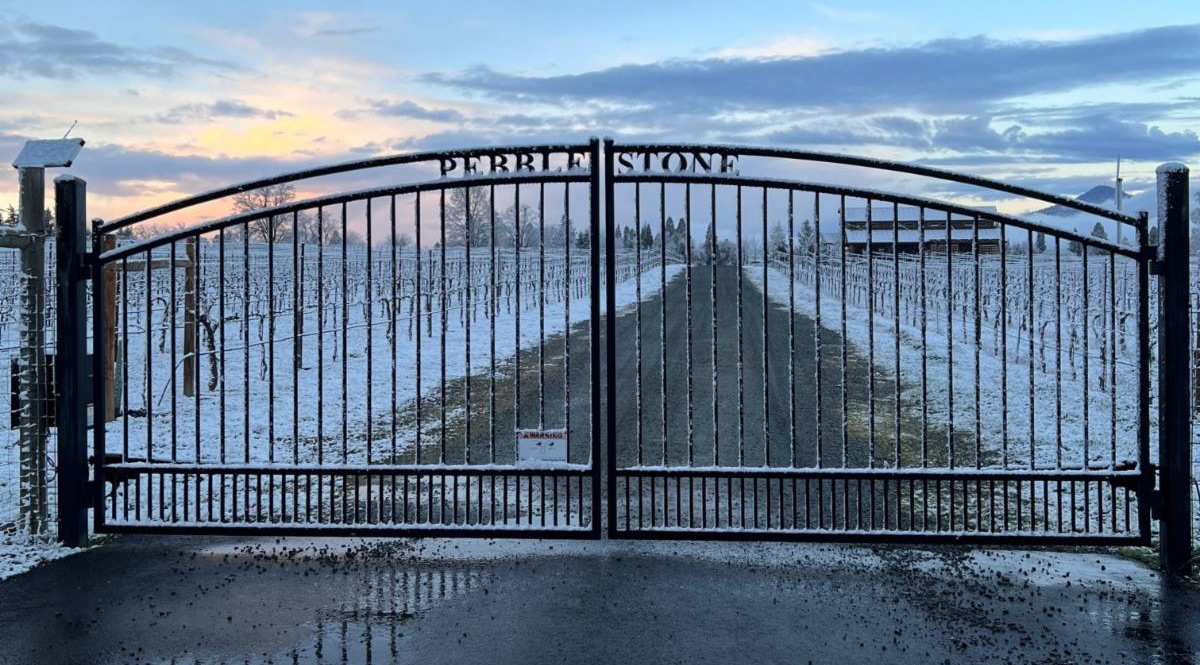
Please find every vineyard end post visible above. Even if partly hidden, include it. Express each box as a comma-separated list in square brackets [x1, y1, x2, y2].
[1156, 161, 1191, 576]
[54, 174, 89, 548]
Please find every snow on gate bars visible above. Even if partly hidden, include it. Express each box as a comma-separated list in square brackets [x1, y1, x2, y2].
[603, 141, 1154, 544]
[89, 142, 604, 536]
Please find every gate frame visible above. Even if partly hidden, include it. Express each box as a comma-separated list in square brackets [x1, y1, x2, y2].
[50, 141, 1192, 572]
[76, 141, 606, 540]
[601, 140, 1167, 549]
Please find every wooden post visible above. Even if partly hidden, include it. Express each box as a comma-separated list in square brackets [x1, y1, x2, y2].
[16, 166, 48, 536]
[183, 237, 197, 397]
[101, 233, 117, 422]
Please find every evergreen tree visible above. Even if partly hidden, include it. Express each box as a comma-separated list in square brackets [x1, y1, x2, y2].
[798, 219, 816, 254]
[1034, 232, 1046, 254]
[700, 220, 737, 265]
[701, 221, 719, 264]
[1091, 222, 1108, 241]
[768, 221, 788, 259]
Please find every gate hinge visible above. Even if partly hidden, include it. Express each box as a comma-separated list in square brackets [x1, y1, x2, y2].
[1148, 490, 1165, 520]
[77, 252, 98, 279]
[1149, 258, 1165, 276]
[83, 480, 98, 508]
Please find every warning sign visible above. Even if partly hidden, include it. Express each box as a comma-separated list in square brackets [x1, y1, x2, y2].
[516, 429, 568, 465]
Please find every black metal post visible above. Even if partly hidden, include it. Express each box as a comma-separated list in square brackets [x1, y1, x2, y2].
[55, 174, 89, 547]
[1156, 162, 1191, 576]
[603, 139, 617, 536]
[589, 138, 603, 536]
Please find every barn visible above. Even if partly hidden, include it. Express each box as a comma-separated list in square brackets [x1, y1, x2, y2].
[842, 205, 1002, 254]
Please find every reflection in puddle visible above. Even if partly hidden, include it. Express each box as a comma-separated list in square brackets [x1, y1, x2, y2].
[159, 565, 486, 664]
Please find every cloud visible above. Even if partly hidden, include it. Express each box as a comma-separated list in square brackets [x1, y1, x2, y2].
[763, 113, 1200, 162]
[337, 99, 464, 122]
[293, 12, 383, 38]
[0, 22, 238, 79]
[153, 100, 294, 124]
[424, 24, 1200, 113]
[313, 26, 381, 37]
[710, 36, 828, 59]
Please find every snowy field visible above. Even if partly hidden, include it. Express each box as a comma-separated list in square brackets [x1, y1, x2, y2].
[748, 249, 1147, 471]
[99, 243, 659, 468]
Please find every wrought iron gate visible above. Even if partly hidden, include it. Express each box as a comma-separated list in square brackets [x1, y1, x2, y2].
[88, 142, 603, 537]
[603, 141, 1155, 544]
[69, 139, 1179, 546]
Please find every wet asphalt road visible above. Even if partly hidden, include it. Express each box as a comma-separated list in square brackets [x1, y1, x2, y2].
[1, 536, 1198, 664]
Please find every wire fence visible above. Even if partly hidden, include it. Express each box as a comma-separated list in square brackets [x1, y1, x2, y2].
[0, 238, 58, 539]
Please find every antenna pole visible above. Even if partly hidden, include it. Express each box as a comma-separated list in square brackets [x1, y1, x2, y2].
[1115, 157, 1123, 246]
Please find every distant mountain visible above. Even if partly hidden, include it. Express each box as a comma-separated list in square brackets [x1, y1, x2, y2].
[1025, 183, 1151, 246]
[1035, 185, 1120, 217]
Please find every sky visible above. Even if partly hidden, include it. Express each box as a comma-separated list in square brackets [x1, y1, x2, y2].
[1, 0, 1198, 223]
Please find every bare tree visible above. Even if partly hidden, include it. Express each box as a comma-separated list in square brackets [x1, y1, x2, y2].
[233, 184, 295, 244]
[444, 187, 493, 247]
[504, 204, 540, 248]
[294, 209, 341, 245]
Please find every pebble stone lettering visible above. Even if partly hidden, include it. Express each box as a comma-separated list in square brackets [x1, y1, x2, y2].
[437, 149, 739, 177]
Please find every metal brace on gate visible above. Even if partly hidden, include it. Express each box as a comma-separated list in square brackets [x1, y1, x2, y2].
[0, 227, 39, 250]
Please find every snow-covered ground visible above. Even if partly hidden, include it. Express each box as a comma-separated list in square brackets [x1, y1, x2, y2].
[0, 533, 77, 580]
[747, 251, 1144, 470]
[102, 245, 669, 468]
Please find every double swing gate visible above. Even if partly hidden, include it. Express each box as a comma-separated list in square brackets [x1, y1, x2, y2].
[55, 139, 1189, 548]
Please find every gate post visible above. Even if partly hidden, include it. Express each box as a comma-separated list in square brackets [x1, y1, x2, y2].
[16, 165, 48, 536]
[1156, 162, 1191, 576]
[54, 175, 89, 547]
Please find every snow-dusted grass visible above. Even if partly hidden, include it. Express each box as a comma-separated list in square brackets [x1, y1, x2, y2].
[0, 534, 78, 580]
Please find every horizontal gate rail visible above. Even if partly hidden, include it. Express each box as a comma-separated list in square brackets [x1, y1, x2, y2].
[104, 462, 593, 474]
[615, 467, 1141, 481]
[611, 143, 1144, 227]
[98, 144, 597, 234]
[101, 172, 593, 262]
[612, 172, 1138, 257]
